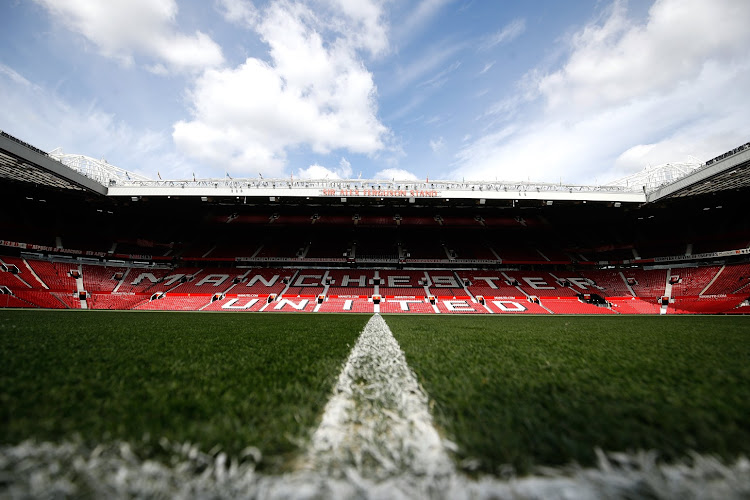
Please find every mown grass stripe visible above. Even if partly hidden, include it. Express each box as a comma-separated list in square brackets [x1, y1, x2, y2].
[386, 315, 750, 476]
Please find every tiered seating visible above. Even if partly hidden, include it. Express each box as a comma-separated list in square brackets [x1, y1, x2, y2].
[265, 297, 317, 312]
[446, 239, 497, 260]
[0, 267, 29, 289]
[670, 266, 722, 297]
[456, 271, 524, 299]
[668, 296, 747, 314]
[233, 268, 293, 296]
[399, 216, 438, 226]
[536, 247, 572, 263]
[0, 294, 35, 308]
[26, 259, 77, 291]
[548, 271, 607, 294]
[727, 301, 750, 314]
[88, 293, 149, 310]
[202, 296, 268, 312]
[180, 243, 217, 259]
[378, 270, 427, 298]
[359, 215, 396, 226]
[81, 264, 129, 293]
[164, 268, 244, 294]
[578, 270, 633, 297]
[441, 216, 481, 226]
[703, 263, 750, 295]
[354, 233, 398, 260]
[135, 295, 211, 311]
[305, 238, 347, 259]
[623, 269, 667, 298]
[317, 298, 375, 313]
[401, 235, 447, 260]
[112, 268, 176, 294]
[13, 290, 67, 308]
[52, 292, 81, 309]
[435, 299, 486, 314]
[542, 298, 615, 314]
[284, 286, 324, 297]
[425, 271, 466, 297]
[504, 271, 580, 297]
[255, 238, 303, 258]
[208, 242, 262, 259]
[492, 245, 547, 263]
[379, 299, 434, 313]
[325, 270, 375, 297]
[314, 215, 354, 225]
[609, 298, 661, 314]
[485, 298, 550, 314]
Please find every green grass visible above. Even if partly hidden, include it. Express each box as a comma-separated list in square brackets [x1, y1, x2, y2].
[386, 315, 750, 475]
[0, 310, 369, 471]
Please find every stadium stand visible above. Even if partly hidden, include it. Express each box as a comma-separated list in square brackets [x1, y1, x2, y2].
[379, 298, 434, 313]
[88, 293, 149, 310]
[317, 298, 376, 313]
[578, 270, 634, 297]
[669, 266, 722, 296]
[25, 259, 78, 291]
[13, 289, 68, 309]
[234, 268, 294, 296]
[609, 298, 662, 314]
[541, 298, 616, 315]
[202, 296, 268, 312]
[484, 298, 551, 314]
[378, 270, 428, 298]
[325, 269, 376, 297]
[135, 295, 212, 311]
[702, 263, 750, 295]
[668, 295, 747, 314]
[435, 299, 486, 314]
[623, 269, 668, 298]
[81, 264, 129, 293]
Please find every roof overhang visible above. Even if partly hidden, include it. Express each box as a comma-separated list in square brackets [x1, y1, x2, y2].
[648, 146, 750, 202]
[107, 181, 646, 204]
[0, 132, 107, 195]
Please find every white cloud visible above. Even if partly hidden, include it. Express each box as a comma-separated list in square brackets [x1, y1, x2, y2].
[391, 42, 465, 91]
[33, 0, 224, 72]
[0, 63, 187, 179]
[297, 157, 354, 179]
[538, 0, 750, 114]
[453, 0, 750, 184]
[373, 168, 419, 181]
[480, 18, 525, 50]
[479, 61, 495, 75]
[323, 0, 389, 56]
[217, 0, 259, 27]
[174, 1, 389, 176]
[430, 136, 445, 153]
[394, 0, 454, 47]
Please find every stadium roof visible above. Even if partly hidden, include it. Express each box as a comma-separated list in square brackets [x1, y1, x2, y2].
[2, 130, 748, 206]
[0, 132, 106, 195]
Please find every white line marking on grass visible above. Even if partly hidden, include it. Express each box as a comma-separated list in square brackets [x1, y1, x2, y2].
[298, 313, 456, 484]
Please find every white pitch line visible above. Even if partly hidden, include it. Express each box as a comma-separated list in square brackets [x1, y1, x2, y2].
[296, 313, 457, 489]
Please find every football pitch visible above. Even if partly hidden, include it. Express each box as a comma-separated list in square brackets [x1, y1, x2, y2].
[1, 310, 749, 495]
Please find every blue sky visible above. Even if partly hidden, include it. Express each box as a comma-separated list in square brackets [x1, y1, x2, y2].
[1, 0, 749, 184]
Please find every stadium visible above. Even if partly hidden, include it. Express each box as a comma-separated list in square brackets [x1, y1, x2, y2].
[1, 131, 750, 498]
[1, 131, 750, 315]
